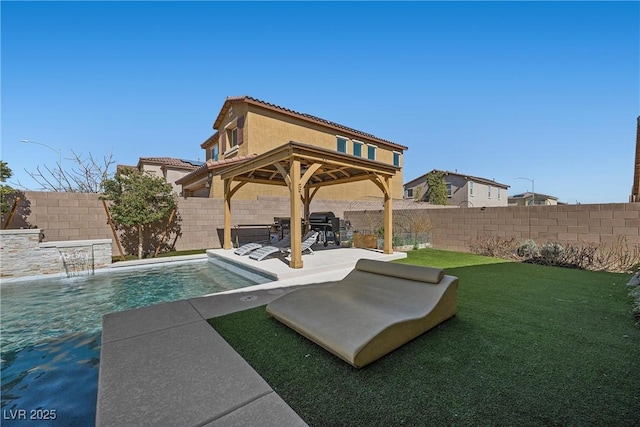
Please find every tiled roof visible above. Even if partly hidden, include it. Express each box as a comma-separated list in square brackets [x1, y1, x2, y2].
[213, 96, 407, 151]
[138, 157, 203, 169]
[404, 169, 510, 189]
[175, 154, 258, 185]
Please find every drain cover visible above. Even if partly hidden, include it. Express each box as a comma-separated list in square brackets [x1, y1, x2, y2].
[240, 295, 258, 302]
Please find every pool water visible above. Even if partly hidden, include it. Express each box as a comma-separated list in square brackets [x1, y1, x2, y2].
[1, 261, 267, 426]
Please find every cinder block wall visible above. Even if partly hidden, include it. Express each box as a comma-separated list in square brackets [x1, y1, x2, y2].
[424, 203, 640, 252]
[3, 192, 639, 256]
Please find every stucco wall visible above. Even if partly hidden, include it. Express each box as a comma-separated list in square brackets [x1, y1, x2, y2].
[3, 192, 638, 256]
[204, 104, 404, 201]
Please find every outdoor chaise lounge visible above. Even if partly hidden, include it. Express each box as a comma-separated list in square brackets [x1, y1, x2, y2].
[234, 233, 291, 256]
[249, 231, 318, 262]
[266, 258, 458, 368]
[234, 242, 262, 256]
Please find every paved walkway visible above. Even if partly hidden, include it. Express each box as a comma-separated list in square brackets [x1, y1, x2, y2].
[96, 247, 406, 426]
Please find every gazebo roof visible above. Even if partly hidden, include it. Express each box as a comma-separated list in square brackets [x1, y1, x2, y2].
[217, 141, 399, 269]
[216, 141, 399, 188]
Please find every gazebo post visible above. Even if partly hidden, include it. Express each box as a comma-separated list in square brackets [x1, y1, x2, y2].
[289, 159, 303, 268]
[303, 186, 311, 234]
[222, 179, 247, 250]
[383, 177, 393, 254]
[370, 174, 394, 255]
[223, 178, 233, 249]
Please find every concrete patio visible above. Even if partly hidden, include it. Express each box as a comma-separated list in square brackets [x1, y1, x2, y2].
[96, 247, 406, 426]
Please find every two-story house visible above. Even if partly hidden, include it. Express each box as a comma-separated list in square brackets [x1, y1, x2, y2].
[508, 192, 559, 206]
[176, 96, 407, 201]
[404, 170, 509, 207]
[136, 157, 203, 194]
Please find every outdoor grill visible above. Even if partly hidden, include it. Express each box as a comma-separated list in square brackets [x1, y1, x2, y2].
[273, 212, 346, 247]
[309, 212, 341, 246]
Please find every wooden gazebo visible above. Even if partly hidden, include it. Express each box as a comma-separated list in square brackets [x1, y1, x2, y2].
[217, 141, 400, 268]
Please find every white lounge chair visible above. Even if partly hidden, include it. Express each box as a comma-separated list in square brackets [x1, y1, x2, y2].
[250, 231, 318, 262]
[234, 242, 263, 256]
[234, 234, 291, 256]
[287, 231, 318, 256]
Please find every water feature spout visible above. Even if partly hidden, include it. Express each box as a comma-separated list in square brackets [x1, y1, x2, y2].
[59, 246, 94, 277]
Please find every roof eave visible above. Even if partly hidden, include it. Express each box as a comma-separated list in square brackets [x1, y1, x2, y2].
[212, 96, 408, 151]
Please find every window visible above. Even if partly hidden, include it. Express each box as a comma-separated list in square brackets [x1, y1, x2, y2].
[211, 144, 219, 162]
[337, 137, 347, 153]
[353, 141, 363, 157]
[469, 181, 474, 196]
[407, 188, 414, 198]
[488, 185, 492, 199]
[229, 128, 238, 148]
[393, 152, 401, 167]
[367, 144, 376, 160]
[446, 183, 452, 198]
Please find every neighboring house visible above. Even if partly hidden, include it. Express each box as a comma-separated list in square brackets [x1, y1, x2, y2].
[117, 158, 203, 193]
[404, 170, 509, 207]
[137, 157, 203, 194]
[176, 96, 407, 200]
[508, 192, 558, 206]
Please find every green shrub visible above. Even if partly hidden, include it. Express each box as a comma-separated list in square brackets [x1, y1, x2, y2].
[540, 242, 564, 260]
[517, 239, 539, 258]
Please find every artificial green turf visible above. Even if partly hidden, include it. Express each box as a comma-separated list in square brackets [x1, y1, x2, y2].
[209, 249, 639, 426]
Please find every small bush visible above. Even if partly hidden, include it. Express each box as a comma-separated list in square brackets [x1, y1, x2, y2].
[517, 239, 539, 258]
[540, 242, 564, 260]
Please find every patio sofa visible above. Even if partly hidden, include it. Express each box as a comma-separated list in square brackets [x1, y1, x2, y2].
[266, 258, 458, 368]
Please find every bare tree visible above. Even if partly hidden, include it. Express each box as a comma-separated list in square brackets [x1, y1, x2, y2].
[24, 150, 116, 193]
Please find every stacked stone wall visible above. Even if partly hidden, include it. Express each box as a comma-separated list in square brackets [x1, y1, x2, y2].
[0, 229, 112, 279]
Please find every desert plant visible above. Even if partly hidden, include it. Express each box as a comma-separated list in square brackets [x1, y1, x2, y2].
[517, 239, 539, 258]
[540, 242, 564, 259]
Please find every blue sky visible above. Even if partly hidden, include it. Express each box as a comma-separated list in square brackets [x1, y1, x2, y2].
[2, 1, 638, 204]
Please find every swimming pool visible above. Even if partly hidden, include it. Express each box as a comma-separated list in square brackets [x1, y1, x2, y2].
[0, 260, 268, 426]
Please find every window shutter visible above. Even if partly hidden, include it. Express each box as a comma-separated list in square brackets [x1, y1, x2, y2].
[237, 115, 245, 145]
[220, 132, 227, 153]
